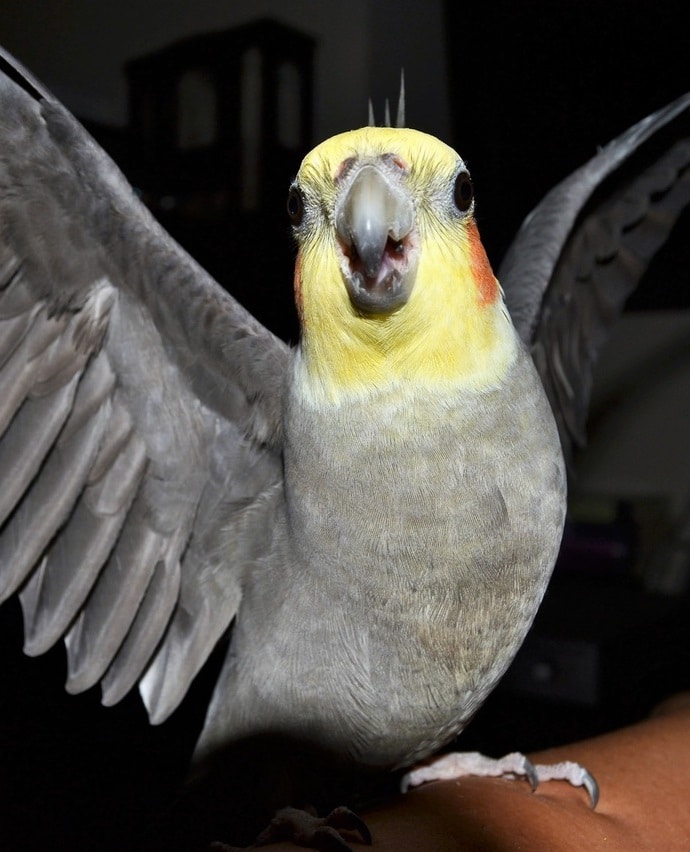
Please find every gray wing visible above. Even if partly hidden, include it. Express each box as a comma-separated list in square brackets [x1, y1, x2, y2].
[0, 48, 290, 724]
[501, 93, 690, 460]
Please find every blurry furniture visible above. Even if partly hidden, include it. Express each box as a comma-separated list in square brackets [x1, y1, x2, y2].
[125, 18, 314, 213]
[123, 19, 315, 340]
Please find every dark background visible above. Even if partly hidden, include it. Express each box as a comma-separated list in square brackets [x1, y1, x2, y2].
[0, 2, 689, 849]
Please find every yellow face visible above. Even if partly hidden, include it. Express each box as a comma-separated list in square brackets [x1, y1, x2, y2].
[289, 126, 517, 406]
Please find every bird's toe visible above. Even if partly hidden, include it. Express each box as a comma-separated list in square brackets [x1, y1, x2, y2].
[401, 750, 598, 807]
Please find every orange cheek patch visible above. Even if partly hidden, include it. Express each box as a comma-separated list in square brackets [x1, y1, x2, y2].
[467, 221, 499, 306]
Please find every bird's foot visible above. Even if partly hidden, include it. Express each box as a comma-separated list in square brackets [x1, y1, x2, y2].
[401, 750, 599, 808]
[210, 805, 372, 851]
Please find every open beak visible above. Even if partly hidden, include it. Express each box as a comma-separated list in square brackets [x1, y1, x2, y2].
[335, 159, 418, 314]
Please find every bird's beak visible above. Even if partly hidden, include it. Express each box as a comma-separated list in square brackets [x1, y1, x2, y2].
[335, 161, 418, 315]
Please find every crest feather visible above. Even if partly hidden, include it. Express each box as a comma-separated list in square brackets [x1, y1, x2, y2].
[367, 70, 406, 128]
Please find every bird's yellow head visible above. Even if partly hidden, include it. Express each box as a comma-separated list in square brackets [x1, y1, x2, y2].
[288, 126, 517, 406]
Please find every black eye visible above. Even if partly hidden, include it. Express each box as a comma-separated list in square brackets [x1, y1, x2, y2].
[287, 186, 304, 225]
[453, 171, 473, 212]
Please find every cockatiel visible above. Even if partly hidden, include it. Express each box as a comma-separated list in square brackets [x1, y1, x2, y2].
[0, 46, 689, 849]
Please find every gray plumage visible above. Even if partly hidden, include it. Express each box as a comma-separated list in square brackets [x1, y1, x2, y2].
[501, 94, 690, 458]
[0, 44, 689, 828]
[195, 347, 564, 768]
[0, 47, 288, 729]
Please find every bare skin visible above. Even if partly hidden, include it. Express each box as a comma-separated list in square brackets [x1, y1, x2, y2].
[264, 693, 690, 851]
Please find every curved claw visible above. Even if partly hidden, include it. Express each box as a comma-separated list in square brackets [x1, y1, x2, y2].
[514, 754, 599, 808]
[532, 759, 600, 809]
[582, 769, 600, 810]
[520, 756, 539, 793]
[323, 806, 372, 845]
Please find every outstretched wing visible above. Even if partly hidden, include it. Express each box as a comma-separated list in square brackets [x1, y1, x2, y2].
[501, 93, 690, 460]
[0, 48, 291, 724]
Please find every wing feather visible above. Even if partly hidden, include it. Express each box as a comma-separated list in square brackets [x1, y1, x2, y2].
[0, 373, 79, 525]
[501, 94, 690, 459]
[21, 448, 144, 657]
[100, 556, 182, 708]
[64, 509, 170, 693]
[0, 380, 109, 601]
[0, 48, 290, 720]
